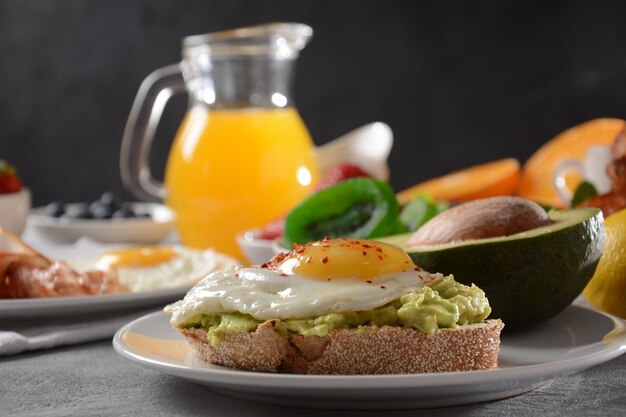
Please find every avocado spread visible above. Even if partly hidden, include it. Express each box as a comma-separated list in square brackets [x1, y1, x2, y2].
[179, 275, 491, 346]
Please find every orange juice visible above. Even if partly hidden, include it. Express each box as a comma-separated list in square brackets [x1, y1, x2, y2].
[164, 106, 318, 258]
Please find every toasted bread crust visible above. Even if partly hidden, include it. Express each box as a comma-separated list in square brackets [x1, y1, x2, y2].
[178, 319, 504, 375]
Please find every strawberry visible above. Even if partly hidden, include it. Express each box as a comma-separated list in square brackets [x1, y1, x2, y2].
[314, 164, 371, 190]
[257, 217, 285, 240]
[0, 160, 23, 194]
[257, 164, 371, 240]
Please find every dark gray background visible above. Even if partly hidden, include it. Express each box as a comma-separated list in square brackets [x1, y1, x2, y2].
[2, 0, 626, 206]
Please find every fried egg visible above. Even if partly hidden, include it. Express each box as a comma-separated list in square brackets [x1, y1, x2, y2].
[166, 238, 441, 326]
[69, 246, 239, 292]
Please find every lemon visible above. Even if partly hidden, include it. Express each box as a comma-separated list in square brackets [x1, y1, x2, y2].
[583, 207, 626, 318]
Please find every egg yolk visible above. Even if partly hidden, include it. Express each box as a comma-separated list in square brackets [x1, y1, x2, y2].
[278, 238, 416, 281]
[95, 246, 177, 269]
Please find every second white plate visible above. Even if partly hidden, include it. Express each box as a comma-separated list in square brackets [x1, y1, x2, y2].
[113, 304, 626, 410]
[0, 237, 189, 318]
[0, 287, 188, 319]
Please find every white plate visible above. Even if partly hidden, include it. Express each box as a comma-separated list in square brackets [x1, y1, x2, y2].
[113, 304, 626, 410]
[0, 238, 188, 318]
[0, 287, 188, 319]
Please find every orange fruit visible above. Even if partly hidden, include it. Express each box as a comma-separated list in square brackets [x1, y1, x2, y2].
[518, 118, 625, 207]
[397, 158, 521, 204]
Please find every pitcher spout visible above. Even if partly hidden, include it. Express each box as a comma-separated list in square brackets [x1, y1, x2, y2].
[183, 22, 313, 59]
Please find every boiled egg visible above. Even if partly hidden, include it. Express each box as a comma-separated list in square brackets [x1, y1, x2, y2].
[166, 238, 441, 326]
[69, 245, 238, 292]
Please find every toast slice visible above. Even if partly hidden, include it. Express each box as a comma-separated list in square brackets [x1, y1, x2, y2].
[178, 319, 504, 375]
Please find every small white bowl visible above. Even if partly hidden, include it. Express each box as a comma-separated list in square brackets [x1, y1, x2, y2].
[29, 202, 175, 244]
[0, 188, 31, 235]
[236, 229, 276, 265]
[271, 236, 291, 256]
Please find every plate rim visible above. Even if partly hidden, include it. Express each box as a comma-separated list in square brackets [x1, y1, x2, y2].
[0, 287, 190, 318]
[112, 305, 626, 390]
[0, 286, 188, 308]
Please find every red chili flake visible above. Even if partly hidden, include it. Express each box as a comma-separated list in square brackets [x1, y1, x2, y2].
[280, 273, 288, 277]
[326, 278, 332, 281]
[362, 250, 367, 256]
[258, 252, 288, 271]
[377, 255, 384, 261]
[404, 261, 410, 264]
[414, 266, 423, 271]
[375, 247, 383, 253]
[305, 256, 312, 264]
[380, 285, 386, 289]
[362, 244, 372, 248]
[321, 256, 329, 264]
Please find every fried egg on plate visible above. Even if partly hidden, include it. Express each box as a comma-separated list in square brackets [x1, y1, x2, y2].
[166, 238, 441, 326]
[69, 245, 239, 292]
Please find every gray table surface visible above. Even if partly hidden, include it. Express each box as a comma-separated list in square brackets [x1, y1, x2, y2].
[1, 338, 626, 417]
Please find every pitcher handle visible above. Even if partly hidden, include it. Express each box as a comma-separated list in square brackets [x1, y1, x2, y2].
[120, 64, 186, 202]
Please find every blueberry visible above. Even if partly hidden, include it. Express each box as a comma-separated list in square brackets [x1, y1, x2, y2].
[112, 207, 135, 219]
[120, 202, 145, 218]
[64, 204, 92, 219]
[52, 194, 142, 220]
[99, 191, 117, 206]
[120, 201, 136, 211]
[46, 201, 65, 218]
[89, 201, 104, 213]
[91, 204, 113, 219]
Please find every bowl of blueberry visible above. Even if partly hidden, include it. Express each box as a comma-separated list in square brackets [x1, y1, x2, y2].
[29, 192, 175, 244]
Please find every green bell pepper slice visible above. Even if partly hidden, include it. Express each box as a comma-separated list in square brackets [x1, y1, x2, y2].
[283, 178, 403, 246]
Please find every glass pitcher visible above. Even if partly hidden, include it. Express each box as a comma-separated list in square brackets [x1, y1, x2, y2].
[120, 23, 319, 259]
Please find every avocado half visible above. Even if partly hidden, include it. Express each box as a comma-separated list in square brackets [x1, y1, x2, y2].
[381, 208, 605, 330]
